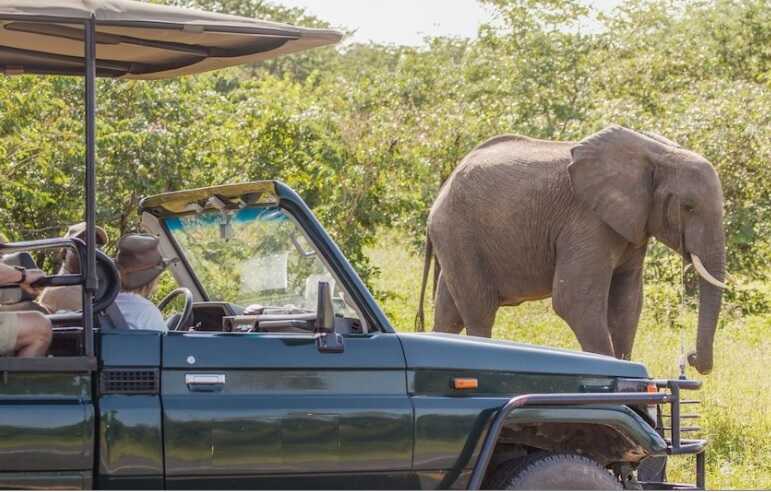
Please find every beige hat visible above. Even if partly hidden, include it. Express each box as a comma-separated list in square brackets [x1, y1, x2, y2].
[116, 234, 168, 290]
[65, 222, 109, 246]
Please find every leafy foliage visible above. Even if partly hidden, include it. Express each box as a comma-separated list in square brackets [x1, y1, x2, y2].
[0, 2, 768, 486]
[0, 0, 769, 299]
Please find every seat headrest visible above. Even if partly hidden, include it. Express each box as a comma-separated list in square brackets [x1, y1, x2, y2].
[2, 252, 39, 270]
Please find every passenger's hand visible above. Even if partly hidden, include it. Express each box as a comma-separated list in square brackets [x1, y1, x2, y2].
[21, 269, 46, 294]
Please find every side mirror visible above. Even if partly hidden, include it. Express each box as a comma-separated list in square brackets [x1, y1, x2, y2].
[314, 281, 344, 353]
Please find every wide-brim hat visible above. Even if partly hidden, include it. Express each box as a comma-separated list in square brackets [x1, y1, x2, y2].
[116, 233, 169, 290]
[65, 222, 109, 246]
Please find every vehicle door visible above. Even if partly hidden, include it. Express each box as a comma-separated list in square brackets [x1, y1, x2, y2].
[161, 331, 412, 489]
[0, 358, 95, 489]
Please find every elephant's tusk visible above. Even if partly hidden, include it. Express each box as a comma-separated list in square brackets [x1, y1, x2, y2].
[691, 254, 727, 289]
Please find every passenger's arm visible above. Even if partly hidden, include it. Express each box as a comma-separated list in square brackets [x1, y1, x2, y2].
[0, 263, 46, 292]
[0, 263, 23, 284]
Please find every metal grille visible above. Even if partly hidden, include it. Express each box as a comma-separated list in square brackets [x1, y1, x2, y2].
[660, 398, 703, 439]
[100, 368, 159, 395]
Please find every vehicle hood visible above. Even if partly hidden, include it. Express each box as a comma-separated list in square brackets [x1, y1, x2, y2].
[397, 333, 648, 378]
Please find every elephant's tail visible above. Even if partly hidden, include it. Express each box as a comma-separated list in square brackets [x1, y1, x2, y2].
[415, 230, 434, 332]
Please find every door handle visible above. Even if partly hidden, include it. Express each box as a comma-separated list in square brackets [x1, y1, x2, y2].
[186, 373, 226, 392]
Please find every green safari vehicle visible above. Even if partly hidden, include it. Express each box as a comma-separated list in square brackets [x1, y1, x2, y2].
[0, 1, 707, 490]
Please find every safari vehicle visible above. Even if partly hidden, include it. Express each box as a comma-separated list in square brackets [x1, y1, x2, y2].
[0, 1, 707, 490]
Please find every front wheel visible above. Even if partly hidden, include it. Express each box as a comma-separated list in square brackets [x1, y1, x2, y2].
[490, 453, 622, 490]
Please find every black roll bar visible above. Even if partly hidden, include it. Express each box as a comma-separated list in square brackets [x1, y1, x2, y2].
[0, 238, 89, 289]
[468, 392, 670, 490]
[1, 238, 91, 365]
[0, 16, 100, 357]
[0, 12, 99, 356]
[0, 238, 84, 289]
[0, 13, 127, 361]
[1, 236, 121, 327]
[467, 380, 707, 491]
[83, 15, 98, 358]
[0, 237, 84, 254]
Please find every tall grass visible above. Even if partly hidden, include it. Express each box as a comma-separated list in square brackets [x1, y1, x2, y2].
[368, 231, 771, 490]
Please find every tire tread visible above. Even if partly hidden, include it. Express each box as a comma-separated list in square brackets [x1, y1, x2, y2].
[489, 452, 622, 490]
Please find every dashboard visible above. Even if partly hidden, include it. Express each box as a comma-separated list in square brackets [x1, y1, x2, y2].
[189, 302, 364, 334]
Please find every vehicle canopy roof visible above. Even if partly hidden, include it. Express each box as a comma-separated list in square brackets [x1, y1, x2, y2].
[0, 0, 342, 79]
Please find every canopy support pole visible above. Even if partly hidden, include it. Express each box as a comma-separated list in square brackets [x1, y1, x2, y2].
[82, 15, 97, 357]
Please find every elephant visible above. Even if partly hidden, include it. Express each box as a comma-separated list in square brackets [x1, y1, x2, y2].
[415, 125, 726, 374]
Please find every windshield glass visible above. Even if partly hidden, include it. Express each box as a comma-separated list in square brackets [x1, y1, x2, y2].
[164, 206, 356, 317]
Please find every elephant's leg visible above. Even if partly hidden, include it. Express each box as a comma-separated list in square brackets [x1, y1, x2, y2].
[461, 306, 498, 338]
[551, 255, 615, 356]
[442, 273, 498, 338]
[433, 273, 464, 334]
[431, 236, 498, 337]
[607, 262, 645, 360]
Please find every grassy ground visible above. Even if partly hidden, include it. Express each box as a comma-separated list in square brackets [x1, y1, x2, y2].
[367, 231, 771, 490]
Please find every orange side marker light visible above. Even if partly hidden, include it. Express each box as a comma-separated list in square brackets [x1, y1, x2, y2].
[453, 378, 478, 390]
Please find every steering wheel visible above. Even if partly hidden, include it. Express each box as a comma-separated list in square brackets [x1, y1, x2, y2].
[158, 287, 194, 332]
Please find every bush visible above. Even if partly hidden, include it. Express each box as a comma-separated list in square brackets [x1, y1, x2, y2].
[2, 0, 769, 290]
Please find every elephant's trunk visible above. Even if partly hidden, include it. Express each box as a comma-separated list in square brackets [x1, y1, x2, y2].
[688, 251, 725, 375]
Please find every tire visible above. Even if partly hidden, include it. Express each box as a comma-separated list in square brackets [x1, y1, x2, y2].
[637, 455, 667, 482]
[492, 452, 622, 490]
[484, 456, 529, 490]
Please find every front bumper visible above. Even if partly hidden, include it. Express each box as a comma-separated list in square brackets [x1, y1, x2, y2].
[468, 378, 707, 490]
[640, 379, 707, 490]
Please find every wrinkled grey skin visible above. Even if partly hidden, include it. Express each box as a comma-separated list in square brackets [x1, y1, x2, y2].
[416, 125, 725, 375]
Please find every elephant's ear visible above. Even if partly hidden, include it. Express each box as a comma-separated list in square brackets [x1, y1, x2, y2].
[568, 125, 654, 245]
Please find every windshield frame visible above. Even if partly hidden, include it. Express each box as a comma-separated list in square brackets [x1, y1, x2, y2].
[159, 203, 368, 328]
[142, 181, 394, 334]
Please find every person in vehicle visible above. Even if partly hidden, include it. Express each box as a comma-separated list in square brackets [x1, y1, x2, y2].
[114, 234, 168, 332]
[39, 222, 109, 313]
[0, 262, 52, 357]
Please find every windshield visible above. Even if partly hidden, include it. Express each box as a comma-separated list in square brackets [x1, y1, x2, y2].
[164, 206, 356, 317]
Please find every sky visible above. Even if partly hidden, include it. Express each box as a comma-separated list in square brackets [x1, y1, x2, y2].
[278, 0, 624, 46]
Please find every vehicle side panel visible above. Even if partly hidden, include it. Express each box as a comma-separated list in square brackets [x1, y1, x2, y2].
[161, 332, 414, 488]
[162, 333, 405, 370]
[0, 471, 92, 489]
[97, 331, 164, 490]
[99, 330, 162, 367]
[412, 396, 503, 489]
[96, 396, 164, 489]
[0, 372, 94, 472]
[166, 472, 421, 490]
[407, 368, 617, 488]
